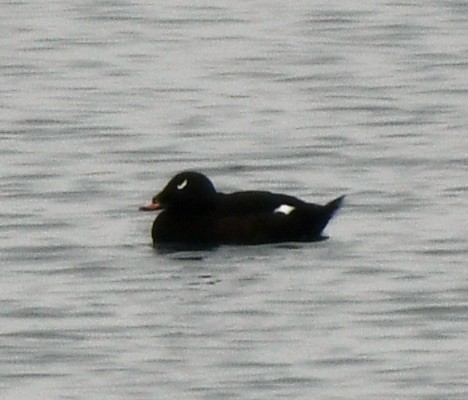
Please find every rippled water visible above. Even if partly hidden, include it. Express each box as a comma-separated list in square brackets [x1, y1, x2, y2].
[1, 1, 467, 399]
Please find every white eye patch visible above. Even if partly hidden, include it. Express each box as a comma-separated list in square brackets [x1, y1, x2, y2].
[177, 179, 188, 190]
[274, 204, 295, 215]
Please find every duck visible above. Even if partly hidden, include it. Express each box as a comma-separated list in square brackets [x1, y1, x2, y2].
[140, 171, 344, 248]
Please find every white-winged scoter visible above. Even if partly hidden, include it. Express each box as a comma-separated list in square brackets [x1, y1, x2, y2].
[140, 171, 344, 247]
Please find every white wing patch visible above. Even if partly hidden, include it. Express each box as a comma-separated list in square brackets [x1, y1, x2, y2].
[274, 204, 296, 215]
[177, 179, 188, 190]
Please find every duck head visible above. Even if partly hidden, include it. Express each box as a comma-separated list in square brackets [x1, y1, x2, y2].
[140, 171, 217, 213]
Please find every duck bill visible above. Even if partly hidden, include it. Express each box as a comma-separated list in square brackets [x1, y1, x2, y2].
[139, 201, 162, 212]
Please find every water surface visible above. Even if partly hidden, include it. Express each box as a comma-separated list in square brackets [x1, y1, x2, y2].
[1, 1, 467, 399]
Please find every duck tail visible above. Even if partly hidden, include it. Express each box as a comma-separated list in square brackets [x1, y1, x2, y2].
[314, 195, 345, 238]
[324, 195, 345, 216]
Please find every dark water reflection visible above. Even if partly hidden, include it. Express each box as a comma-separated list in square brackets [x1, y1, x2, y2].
[1, 0, 467, 399]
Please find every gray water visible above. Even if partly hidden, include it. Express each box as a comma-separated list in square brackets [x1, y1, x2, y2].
[1, 1, 467, 399]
